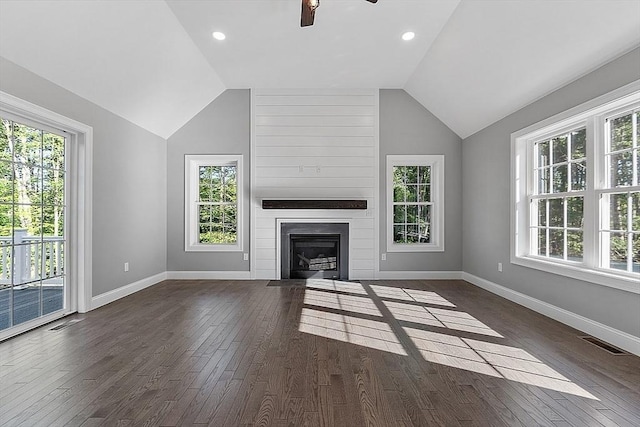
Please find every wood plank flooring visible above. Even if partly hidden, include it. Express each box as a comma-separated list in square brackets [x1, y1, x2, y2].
[1, 279, 639, 426]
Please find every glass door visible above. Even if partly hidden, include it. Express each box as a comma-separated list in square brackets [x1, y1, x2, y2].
[0, 115, 67, 332]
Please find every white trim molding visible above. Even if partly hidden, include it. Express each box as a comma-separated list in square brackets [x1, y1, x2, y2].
[377, 270, 462, 280]
[91, 272, 167, 310]
[166, 271, 252, 280]
[462, 272, 640, 357]
[386, 154, 445, 253]
[511, 80, 640, 294]
[184, 154, 244, 252]
[85, 270, 255, 312]
[0, 91, 93, 314]
[0, 310, 70, 342]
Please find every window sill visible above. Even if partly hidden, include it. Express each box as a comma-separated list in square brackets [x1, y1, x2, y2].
[185, 243, 243, 253]
[387, 243, 445, 253]
[512, 255, 639, 294]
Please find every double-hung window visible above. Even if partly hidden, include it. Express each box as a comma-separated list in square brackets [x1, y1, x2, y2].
[601, 109, 639, 273]
[386, 155, 444, 252]
[512, 82, 639, 292]
[532, 127, 587, 262]
[185, 154, 243, 252]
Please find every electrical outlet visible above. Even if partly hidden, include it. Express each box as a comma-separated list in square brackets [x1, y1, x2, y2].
[497, 262, 503, 272]
[243, 253, 249, 261]
[124, 262, 129, 272]
[381, 253, 386, 261]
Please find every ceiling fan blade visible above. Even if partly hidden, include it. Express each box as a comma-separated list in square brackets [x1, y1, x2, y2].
[301, 0, 317, 27]
[365, 0, 378, 3]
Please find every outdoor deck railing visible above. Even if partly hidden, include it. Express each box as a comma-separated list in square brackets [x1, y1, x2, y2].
[0, 229, 64, 288]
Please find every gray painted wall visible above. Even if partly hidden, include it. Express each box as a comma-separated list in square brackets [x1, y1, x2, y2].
[166, 90, 250, 272]
[0, 56, 167, 297]
[462, 48, 640, 336]
[379, 89, 463, 271]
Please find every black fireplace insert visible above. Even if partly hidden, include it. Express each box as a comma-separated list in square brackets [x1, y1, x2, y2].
[280, 223, 349, 280]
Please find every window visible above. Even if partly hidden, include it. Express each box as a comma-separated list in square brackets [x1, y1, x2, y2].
[0, 90, 92, 340]
[185, 154, 243, 252]
[532, 127, 586, 262]
[1, 114, 67, 331]
[386, 155, 444, 252]
[512, 82, 640, 293]
[601, 109, 639, 273]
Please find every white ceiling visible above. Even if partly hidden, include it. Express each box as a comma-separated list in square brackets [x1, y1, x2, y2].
[1, 0, 639, 140]
[0, 0, 225, 139]
[166, 0, 460, 89]
[405, 0, 640, 138]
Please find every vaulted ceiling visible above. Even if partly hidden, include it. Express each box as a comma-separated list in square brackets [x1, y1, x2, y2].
[1, 0, 639, 139]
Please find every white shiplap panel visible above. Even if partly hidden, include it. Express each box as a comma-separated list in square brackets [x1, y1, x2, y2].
[352, 228, 374, 239]
[254, 146, 375, 158]
[255, 248, 276, 261]
[352, 259, 375, 270]
[255, 115, 375, 127]
[254, 227, 276, 240]
[255, 105, 376, 117]
[255, 269, 275, 280]
[351, 238, 374, 249]
[352, 248, 375, 260]
[257, 177, 374, 189]
[256, 136, 374, 147]
[255, 166, 374, 179]
[255, 217, 277, 230]
[255, 126, 374, 137]
[255, 156, 375, 168]
[352, 218, 375, 230]
[255, 95, 375, 106]
[351, 269, 375, 280]
[256, 259, 276, 270]
[255, 187, 376, 199]
[255, 238, 276, 249]
[252, 89, 378, 281]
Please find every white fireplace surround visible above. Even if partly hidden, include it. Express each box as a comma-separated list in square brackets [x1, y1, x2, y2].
[251, 89, 379, 280]
[276, 218, 353, 280]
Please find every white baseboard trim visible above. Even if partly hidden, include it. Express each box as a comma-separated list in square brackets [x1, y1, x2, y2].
[462, 272, 640, 357]
[166, 271, 252, 280]
[91, 272, 167, 310]
[376, 271, 463, 280]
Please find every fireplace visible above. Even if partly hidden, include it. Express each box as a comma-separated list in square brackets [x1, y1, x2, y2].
[280, 222, 349, 280]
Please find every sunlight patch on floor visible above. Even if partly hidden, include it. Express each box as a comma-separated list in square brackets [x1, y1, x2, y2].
[384, 300, 502, 338]
[297, 280, 598, 401]
[383, 300, 445, 328]
[299, 307, 406, 355]
[370, 285, 456, 307]
[402, 289, 457, 307]
[303, 289, 382, 317]
[369, 285, 415, 301]
[405, 327, 599, 400]
[427, 307, 503, 338]
[304, 279, 368, 295]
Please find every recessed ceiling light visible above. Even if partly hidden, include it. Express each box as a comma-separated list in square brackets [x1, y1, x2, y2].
[402, 31, 415, 41]
[212, 31, 226, 41]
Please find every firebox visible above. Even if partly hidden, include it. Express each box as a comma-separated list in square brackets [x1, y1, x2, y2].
[280, 223, 349, 280]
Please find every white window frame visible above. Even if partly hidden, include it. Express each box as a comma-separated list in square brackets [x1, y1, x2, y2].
[511, 81, 640, 294]
[185, 154, 243, 252]
[0, 91, 93, 339]
[386, 154, 444, 252]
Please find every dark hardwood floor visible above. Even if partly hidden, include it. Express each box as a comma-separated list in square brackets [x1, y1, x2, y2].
[1, 279, 639, 426]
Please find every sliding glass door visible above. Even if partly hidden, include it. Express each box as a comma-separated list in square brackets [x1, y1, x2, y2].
[0, 115, 67, 332]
